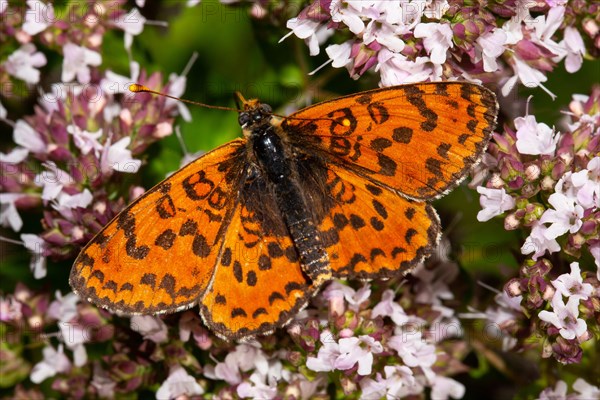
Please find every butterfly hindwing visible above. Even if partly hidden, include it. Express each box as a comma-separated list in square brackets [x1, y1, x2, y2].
[318, 164, 440, 279]
[283, 82, 497, 200]
[70, 140, 246, 314]
[200, 200, 313, 340]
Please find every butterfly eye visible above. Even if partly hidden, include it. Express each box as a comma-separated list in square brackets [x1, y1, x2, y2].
[259, 104, 272, 114]
[238, 112, 251, 127]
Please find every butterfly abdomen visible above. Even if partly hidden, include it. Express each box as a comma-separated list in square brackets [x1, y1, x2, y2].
[252, 123, 331, 286]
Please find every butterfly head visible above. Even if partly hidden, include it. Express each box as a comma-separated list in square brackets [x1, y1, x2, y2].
[237, 101, 274, 134]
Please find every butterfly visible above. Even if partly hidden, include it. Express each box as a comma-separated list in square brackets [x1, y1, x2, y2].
[70, 82, 498, 340]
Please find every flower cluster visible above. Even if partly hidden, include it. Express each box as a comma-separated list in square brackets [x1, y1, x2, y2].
[1, 240, 473, 399]
[474, 88, 599, 364]
[284, 0, 598, 96]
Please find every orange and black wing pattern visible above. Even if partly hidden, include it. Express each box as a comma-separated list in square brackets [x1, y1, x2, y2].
[282, 82, 498, 200]
[70, 140, 246, 315]
[318, 164, 440, 279]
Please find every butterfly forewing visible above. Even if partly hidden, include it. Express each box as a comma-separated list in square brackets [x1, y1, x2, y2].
[70, 140, 246, 314]
[283, 82, 498, 200]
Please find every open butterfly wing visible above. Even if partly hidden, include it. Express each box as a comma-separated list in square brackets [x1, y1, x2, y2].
[70, 140, 246, 315]
[319, 164, 441, 279]
[283, 82, 497, 200]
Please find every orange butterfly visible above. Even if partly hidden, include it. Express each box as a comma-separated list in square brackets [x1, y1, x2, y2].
[70, 82, 498, 340]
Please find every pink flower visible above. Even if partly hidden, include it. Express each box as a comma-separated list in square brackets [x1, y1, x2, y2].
[130, 316, 168, 343]
[476, 187, 516, 222]
[4, 44, 47, 84]
[540, 192, 584, 239]
[514, 115, 559, 156]
[551, 262, 593, 301]
[521, 221, 561, 260]
[322, 281, 370, 311]
[30, 344, 71, 383]
[156, 365, 204, 400]
[538, 292, 587, 340]
[430, 375, 465, 400]
[335, 335, 383, 375]
[61, 43, 102, 84]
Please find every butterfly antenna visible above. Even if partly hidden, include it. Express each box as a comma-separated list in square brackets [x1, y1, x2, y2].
[129, 84, 241, 113]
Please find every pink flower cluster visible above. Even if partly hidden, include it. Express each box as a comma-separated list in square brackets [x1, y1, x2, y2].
[474, 88, 599, 364]
[283, 0, 597, 97]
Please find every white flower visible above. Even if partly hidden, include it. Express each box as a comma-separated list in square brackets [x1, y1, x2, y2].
[0, 147, 29, 163]
[562, 26, 586, 73]
[3, 44, 47, 84]
[112, 8, 146, 50]
[204, 343, 269, 386]
[335, 335, 383, 376]
[13, 119, 46, 154]
[476, 29, 507, 72]
[130, 315, 168, 343]
[100, 136, 141, 174]
[388, 331, 437, 368]
[521, 221, 561, 260]
[21, 233, 46, 279]
[430, 375, 466, 400]
[540, 192, 584, 239]
[514, 115, 560, 155]
[376, 50, 437, 86]
[330, 0, 365, 35]
[282, 18, 329, 56]
[551, 262, 593, 301]
[22, 0, 54, 35]
[413, 22, 454, 65]
[538, 380, 568, 400]
[30, 344, 71, 383]
[384, 365, 417, 399]
[58, 321, 88, 366]
[306, 330, 341, 373]
[0, 193, 25, 232]
[571, 157, 600, 209]
[48, 290, 79, 322]
[572, 378, 600, 400]
[325, 42, 353, 69]
[36, 161, 74, 201]
[156, 365, 204, 400]
[372, 289, 409, 326]
[502, 56, 555, 99]
[363, 19, 405, 52]
[61, 43, 102, 84]
[476, 187, 516, 222]
[538, 292, 587, 340]
[322, 281, 370, 311]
